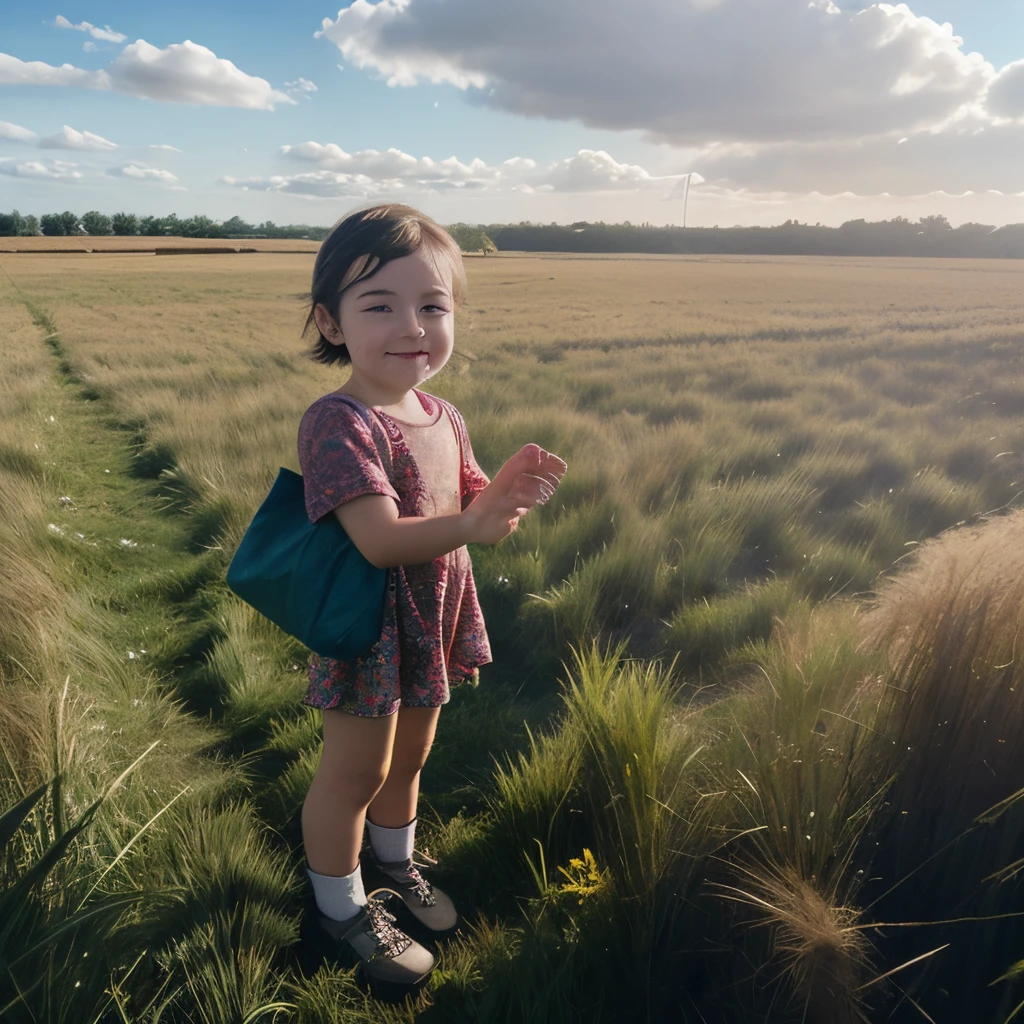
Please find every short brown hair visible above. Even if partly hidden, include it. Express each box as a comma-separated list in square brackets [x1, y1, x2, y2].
[304, 204, 467, 366]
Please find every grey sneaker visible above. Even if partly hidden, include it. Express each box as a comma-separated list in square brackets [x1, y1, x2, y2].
[317, 893, 435, 986]
[364, 851, 459, 933]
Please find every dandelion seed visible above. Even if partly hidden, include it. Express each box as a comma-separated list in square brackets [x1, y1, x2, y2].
[59, 496, 74, 506]
[809, 811, 815, 818]
[76, 532, 86, 540]
[48, 523, 64, 534]
[104, 469, 110, 474]
[128, 651, 137, 660]
[75, 981, 81, 988]
[49, 415, 55, 422]
[120, 538, 138, 548]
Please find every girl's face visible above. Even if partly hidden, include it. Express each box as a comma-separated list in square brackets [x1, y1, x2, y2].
[323, 246, 455, 401]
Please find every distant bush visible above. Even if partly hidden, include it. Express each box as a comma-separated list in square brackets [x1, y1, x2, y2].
[0, 210, 25, 236]
[39, 211, 80, 236]
[111, 212, 139, 235]
[39, 213, 64, 236]
[81, 210, 112, 236]
[0, 210, 40, 236]
[448, 222, 497, 253]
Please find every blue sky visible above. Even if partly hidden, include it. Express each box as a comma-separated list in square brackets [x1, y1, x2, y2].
[2, 2, 1023, 227]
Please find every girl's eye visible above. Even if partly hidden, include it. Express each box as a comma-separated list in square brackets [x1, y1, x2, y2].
[362, 303, 448, 313]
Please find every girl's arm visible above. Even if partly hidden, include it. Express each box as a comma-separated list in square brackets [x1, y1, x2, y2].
[335, 444, 564, 569]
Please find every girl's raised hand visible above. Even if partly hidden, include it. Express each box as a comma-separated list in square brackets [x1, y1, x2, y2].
[463, 444, 567, 544]
[508, 446, 567, 509]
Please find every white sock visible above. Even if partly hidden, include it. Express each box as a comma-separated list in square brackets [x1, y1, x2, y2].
[367, 817, 416, 865]
[307, 864, 366, 922]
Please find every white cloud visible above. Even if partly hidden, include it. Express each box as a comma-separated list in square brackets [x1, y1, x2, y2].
[281, 141, 501, 181]
[55, 14, 126, 43]
[987, 60, 1024, 119]
[0, 52, 105, 88]
[149, 144, 182, 152]
[0, 120, 37, 143]
[83, 41, 98, 53]
[539, 150, 664, 192]
[224, 144, 501, 199]
[106, 40, 294, 108]
[316, 0, 993, 144]
[280, 141, 696, 194]
[228, 143, 691, 199]
[38, 125, 117, 151]
[107, 162, 179, 183]
[285, 77, 318, 92]
[0, 158, 82, 180]
[0, 40, 292, 109]
[222, 170, 390, 199]
[316, 2, 487, 90]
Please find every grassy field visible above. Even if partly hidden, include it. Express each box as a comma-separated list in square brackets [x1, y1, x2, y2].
[2, 248, 1024, 1022]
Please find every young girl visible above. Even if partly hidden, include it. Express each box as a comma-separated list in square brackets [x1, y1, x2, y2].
[298, 204, 566, 986]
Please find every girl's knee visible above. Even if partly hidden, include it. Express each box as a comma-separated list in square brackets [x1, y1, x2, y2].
[314, 760, 389, 807]
[387, 743, 432, 780]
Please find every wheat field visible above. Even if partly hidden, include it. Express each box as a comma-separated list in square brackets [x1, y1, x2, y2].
[2, 248, 1024, 1022]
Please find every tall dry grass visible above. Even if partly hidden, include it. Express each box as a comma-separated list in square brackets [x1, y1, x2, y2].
[852, 511, 1024, 1016]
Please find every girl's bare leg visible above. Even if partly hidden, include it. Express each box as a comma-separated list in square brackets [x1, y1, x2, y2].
[302, 708, 398, 877]
[367, 706, 441, 828]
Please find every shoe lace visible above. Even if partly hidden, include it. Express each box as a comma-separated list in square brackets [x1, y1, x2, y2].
[365, 896, 412, 960]
[402, 864, 437, 907]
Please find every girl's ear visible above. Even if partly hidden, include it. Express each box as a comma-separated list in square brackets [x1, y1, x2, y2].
[313, 302, 343, 344]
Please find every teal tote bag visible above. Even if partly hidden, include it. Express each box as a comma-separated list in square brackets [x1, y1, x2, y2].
[226, 467, 388, 661]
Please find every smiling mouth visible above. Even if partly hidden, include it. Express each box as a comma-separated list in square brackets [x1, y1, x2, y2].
[389, 351, 429, 359]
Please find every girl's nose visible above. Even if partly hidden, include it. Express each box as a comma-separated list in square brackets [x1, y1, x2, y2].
[399, 310, 424, 338]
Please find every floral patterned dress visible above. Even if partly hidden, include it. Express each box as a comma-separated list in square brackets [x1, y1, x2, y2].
[297, 389, 492, 716]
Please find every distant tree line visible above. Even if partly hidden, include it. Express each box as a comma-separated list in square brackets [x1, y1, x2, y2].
[483, 215, 1024, 260]
[2, 209, 1023, 258]
[0, 210, 331, 240]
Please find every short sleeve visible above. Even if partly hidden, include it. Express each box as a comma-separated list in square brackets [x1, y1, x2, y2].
[298, 396, 400, 523]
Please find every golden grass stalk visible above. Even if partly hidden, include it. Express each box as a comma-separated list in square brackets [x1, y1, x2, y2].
[715, 862, 872, 1024]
